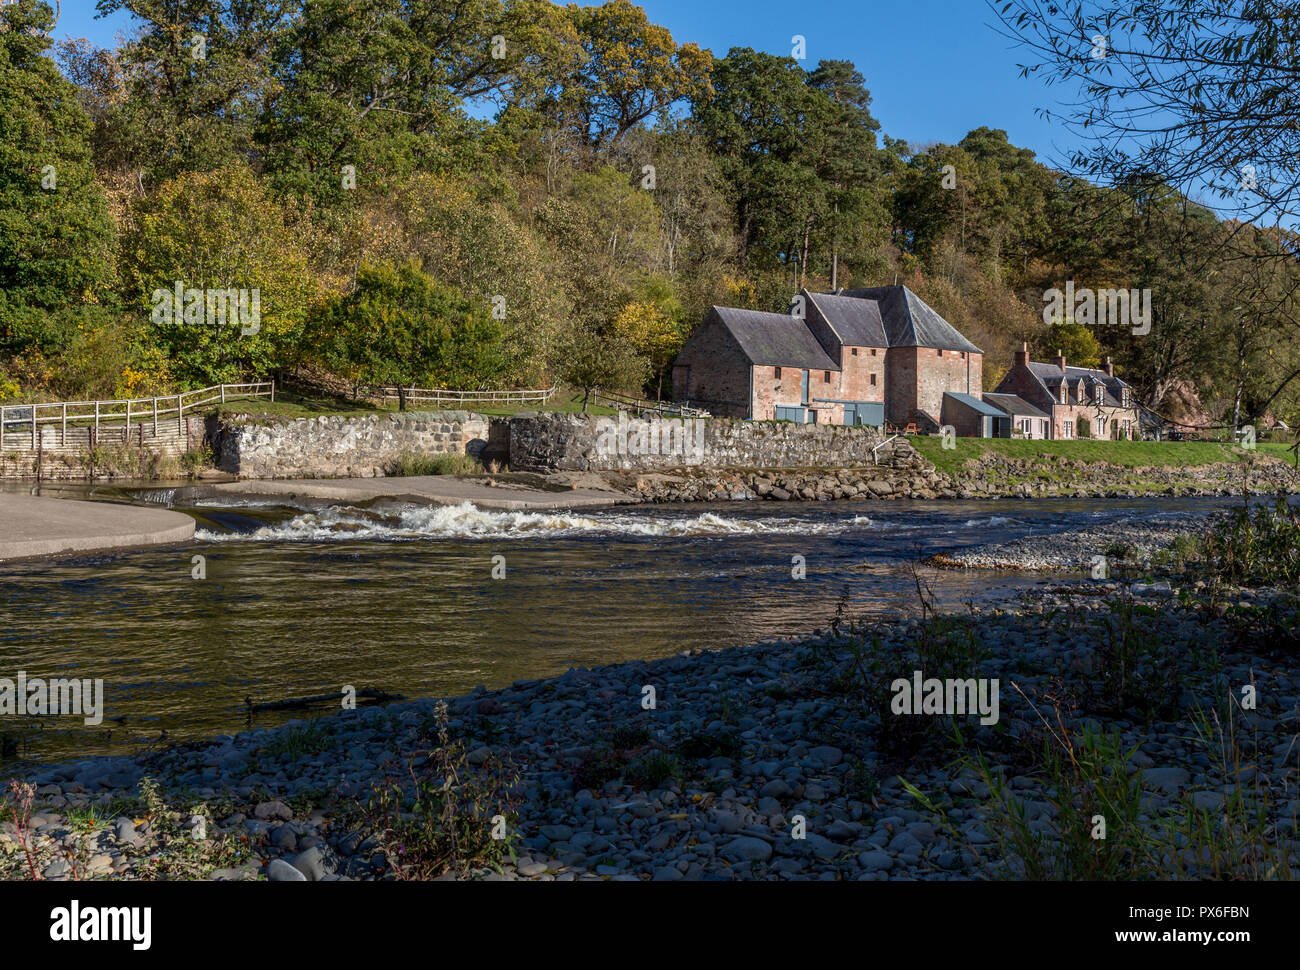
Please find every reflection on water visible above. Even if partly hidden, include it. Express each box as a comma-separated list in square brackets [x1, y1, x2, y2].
[0, 490, 1236, 767]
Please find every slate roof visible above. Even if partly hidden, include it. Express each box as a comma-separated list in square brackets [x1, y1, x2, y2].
[1026, 362, 1130, 407]
[835, 286, 983, 354]
[710, 306, 839, 371]
[943, 392, 1006, 417]
[983, 392, 1049, 419]
[804, 292, 888, 347]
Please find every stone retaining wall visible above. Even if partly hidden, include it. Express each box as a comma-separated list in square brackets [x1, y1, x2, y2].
[507, 411, 921, 473]
[215, 411, 491, 479]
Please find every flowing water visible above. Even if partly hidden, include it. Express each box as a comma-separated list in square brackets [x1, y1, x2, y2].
[0, 482, 1237, 768]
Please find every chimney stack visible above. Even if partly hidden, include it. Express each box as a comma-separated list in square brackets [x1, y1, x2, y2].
[1014, 341, 1029, 367]
[1053, 349, 1066, 371]
[1103, 355, 1114, 377]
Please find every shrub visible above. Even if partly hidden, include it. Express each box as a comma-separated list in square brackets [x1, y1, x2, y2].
[363, 701, 519, 878]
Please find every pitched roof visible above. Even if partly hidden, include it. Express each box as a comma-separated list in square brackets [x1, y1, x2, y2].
[835, 285, 982, 354]
[804, 292, 888, 347]
[1026, 361, 1130, 388]
[943, 392, 1006, 417]
[983, 392, 1049, 419]
[710, 306, 839, 371]
[1024, 360, 1130, 407]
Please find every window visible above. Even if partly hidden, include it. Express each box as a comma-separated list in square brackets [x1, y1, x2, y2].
[1094, 386, 1103, 405]
[1061, 421, 1073, 439]
[1096, 417, 1106, 437]
[775, 366, 782, 379]
[824, 371, 831, 383]
[1059, 386, 1067, 404]
[851, 348, 858, 356]
[871, 348, 877, 356]
[961, 352, 967, 360]
[870, 374, 877, 386]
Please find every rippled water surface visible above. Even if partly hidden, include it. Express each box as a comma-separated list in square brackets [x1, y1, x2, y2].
[0, 484, 1236, 766]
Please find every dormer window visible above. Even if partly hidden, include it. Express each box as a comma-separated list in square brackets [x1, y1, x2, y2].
[1093, 386, 1103, 405]
[1059, 385, 1067, 404]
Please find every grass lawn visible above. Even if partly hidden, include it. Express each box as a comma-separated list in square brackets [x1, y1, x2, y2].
[910, 436, 1269, 477]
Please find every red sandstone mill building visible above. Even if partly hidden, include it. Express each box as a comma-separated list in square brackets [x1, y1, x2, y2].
[671, 286, 1140, 439]
[672, 285, 982, 430]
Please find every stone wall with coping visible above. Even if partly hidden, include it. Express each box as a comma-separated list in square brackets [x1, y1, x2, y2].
[215, 411, 490, 479]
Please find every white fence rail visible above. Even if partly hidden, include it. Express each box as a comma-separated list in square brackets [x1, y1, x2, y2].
[0, 382, 275, 450]
[359, 385, 558, 407]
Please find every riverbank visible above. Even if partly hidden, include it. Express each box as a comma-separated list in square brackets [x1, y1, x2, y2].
[0, 494, 195, 561]
[928, 512, 1208, 571]
[5, 570, 1296, 881]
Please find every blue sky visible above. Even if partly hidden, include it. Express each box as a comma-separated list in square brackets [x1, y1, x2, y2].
[55, 0, 1076, 166]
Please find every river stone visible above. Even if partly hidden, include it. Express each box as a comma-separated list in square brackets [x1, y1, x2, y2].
[1142, 767, 1190, 793]
[759, 779, 792, 799]
[857, 850, 893, 872]
[254, 800, 293, 821]
[722, 836, 772, 862]
[809, 745, 843, 766]
[290, 845, 338, 881]
[114, 817, 141, 846]
[267, 858, 308, 881]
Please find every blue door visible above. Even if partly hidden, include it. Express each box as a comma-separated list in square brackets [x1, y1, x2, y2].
[844, 402, 884, 426]
[801, 370, 810, 405]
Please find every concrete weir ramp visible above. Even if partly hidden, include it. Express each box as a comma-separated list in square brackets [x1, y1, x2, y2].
[0, 494, 194, 561]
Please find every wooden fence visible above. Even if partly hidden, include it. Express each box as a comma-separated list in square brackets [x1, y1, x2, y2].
[357, 385, 558, 407]
[0, 382, 274, 455]
[592, 390, 711, 418]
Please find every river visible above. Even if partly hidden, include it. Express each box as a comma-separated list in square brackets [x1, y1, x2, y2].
[0, 484, 1237, 767]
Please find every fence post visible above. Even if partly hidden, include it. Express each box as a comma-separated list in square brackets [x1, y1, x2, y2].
[1, 406, 5, 453]
[221, 385, 226, 404]
[62, 403, 67, 446]
[178, 393, 184, 435]
[31, 405, 37, 449]
[270, 381, 275, 403]
[94, 402, 99, 435]
[125, 399, 131, 441]
[153, 397, 158, 436]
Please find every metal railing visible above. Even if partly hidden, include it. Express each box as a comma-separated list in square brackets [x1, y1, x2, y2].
[0, 382, 275, 449]
[592, 390, 711, 418]
[358, 385, 558, 407]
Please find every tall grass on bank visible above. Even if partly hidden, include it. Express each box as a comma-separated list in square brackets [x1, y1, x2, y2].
[362, 701, 519, 878]
[905, 686, 1296, 880]
[1191, 495, 1300, 587]
[387, 451, 482, 476]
